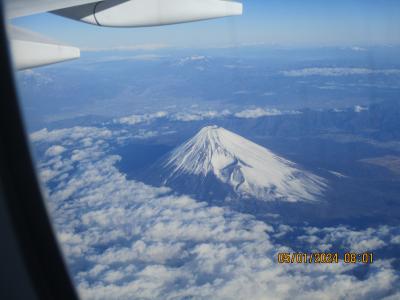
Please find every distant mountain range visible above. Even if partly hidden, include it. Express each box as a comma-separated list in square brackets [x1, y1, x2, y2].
[145, 126, 327, 202]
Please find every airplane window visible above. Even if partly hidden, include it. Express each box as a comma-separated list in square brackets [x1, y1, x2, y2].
[7, 0, 400, 299]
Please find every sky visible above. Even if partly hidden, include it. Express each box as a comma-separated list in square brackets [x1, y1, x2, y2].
[10, 0, 400, 49]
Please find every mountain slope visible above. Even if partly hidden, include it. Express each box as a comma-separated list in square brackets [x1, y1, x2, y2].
[155, 126, 327, 202]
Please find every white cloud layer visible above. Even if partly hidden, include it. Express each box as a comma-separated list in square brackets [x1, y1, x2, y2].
[31, 126, 400, 300]
[81, 44, 169, 52]
[282, 68, 400, 77]
[91, 54, 165, 63]
[114, 107, 300, 126]
[234, 108, 301, 119]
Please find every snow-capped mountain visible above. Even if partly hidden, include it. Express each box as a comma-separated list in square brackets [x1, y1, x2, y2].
[150, 126, 327, 202]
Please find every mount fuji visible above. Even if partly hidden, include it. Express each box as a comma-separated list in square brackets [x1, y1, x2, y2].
[147, 126, 327, 202]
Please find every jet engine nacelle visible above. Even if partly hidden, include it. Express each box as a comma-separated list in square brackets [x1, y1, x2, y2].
[54, 0, 243, 27]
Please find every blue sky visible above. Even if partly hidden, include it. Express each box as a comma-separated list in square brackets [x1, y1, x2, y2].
[11, 0, 400, 49]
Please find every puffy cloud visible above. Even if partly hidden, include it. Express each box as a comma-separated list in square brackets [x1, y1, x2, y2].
[30, 127, 112, 143]
[391, 235, 400, 244]
[131, 129, 159, 139]
[297, 225, 399, 253]
[45, 145, 66, 157]
[32, 126, 400, 300]
[115, 111, 168, 125]
[172, 110, 230, 122]
[114, 109, 229, 124]
[234, 108, 300, 119]
[282, 68, 400, 77]
[115, 107, 300, 124]
[235, 108, 282, 118]
[354, 105, 368, 113]
[273, 224, 294, 238]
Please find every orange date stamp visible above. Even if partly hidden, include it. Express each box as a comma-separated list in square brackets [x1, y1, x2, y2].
[277, 252, 374, 264]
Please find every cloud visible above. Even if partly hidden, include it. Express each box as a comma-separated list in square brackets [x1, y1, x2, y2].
[234, 108, 282, 118]
[171, 110, 230, 122]
[30, 127, 113, 143]
[233, 90, 251, 95]
[350, 46, 368, 52]
[115, 111, 168, 125]
[91, 54, 165, 63]
[296, 225, 399, 253]
[354, 105, 368, 113]
[262, 92, 275, 97]
[178, 55, 208, 65]
[328, 170, 348, 178]
[281, 68, 400, 77]
[224, 64, 253, 70]
[45, 145, 66, 157]
[234, 108, 300, 119]
[391, 235, 400, 244]
[132, 129, 160, 139]
[114, 107, 300, 125]
[81, 44, 169, 52]
[31, 126, 400, 300]
[18, 69, 53, 86]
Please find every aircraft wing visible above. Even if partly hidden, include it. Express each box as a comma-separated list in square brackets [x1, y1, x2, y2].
[4, 0, 100, 18]
[7, 25, 80, 70]
[4, 0, 242, 70]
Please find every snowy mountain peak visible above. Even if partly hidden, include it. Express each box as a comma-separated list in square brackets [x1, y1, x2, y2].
[162, 126, 327, 202]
